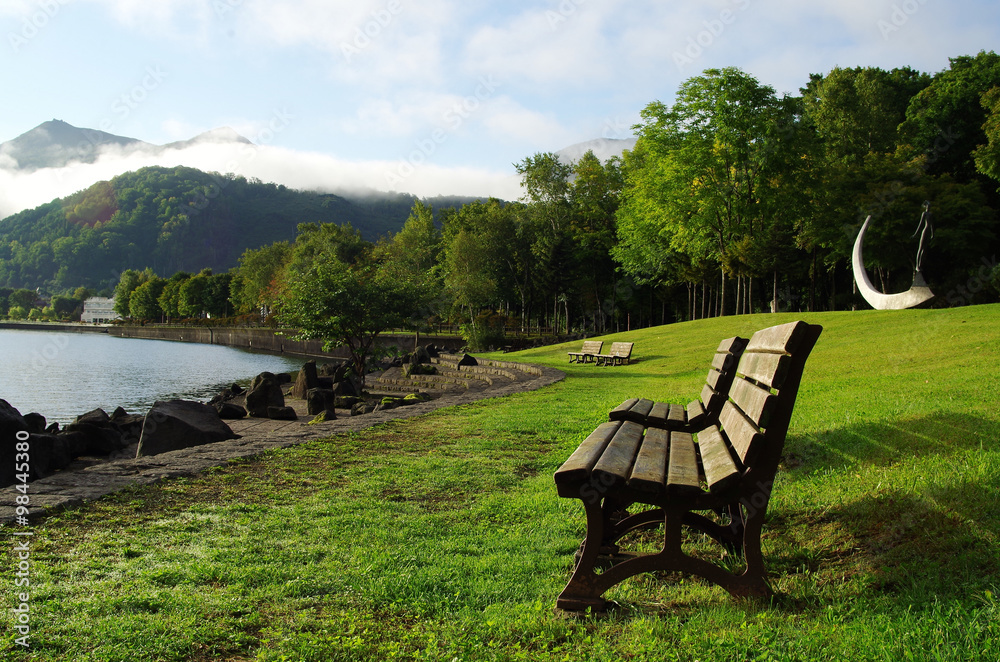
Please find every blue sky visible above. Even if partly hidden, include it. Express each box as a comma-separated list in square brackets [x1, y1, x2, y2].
[1, 0, 999, 216]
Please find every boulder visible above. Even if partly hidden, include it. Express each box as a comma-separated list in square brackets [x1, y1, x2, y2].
[335, 395, 363, 409]
[456, 353, 478, 367]
[350, 402, 367, 417]
[0, 399, 29, 488]
[23, 412, 46, 434]
[267, 406, 297, 420]
[411, 345, 431, 365]
[209, 383, 244, 406]
[62, 421, 125, 455]
[135, 399, 239, 457]
[292, 361, 320, 399]
[22, 433, 78, 479]
[75, 408, 111, 425]
[112, 413, 146, 445]
[307, 410, 337, 424]
[45, 422, 60, 434]
[214, 402, 247, 419]
[306, 387, 337, 415]
[245, 372, 285, 417]
[275, 373, 292, 384]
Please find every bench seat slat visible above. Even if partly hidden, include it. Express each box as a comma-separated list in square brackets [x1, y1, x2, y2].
[626, 398, 654, 423]
[628, 427, 669, 494]
[609, 398, 639, 421]
[667, 431, 701, 495]
[554, 420, 621, 485]
[719, 399, 762, 464]
[686, 399, 706, 428]
[668, 403, 686, 425]
[592, 421, 644, 487]
[647, 401, 670, 427]
[697, 425, 740, 494]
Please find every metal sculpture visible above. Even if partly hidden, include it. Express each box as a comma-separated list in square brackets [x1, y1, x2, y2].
[852, 204, 935, 310]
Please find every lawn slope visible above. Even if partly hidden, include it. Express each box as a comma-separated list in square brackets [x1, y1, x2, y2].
[3, 306, 1000, 661]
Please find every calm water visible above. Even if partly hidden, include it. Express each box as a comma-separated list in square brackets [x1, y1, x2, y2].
[0, 329, 306, 424]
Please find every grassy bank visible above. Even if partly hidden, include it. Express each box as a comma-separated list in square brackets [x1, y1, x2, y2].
[4, 306, 1000, 661]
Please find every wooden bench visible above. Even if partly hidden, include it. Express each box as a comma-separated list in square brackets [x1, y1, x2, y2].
[568, 340, 603, 363]
[553, 320, 822, 611]
[609, 336, 748, 431]
[595, 341, 634, 366]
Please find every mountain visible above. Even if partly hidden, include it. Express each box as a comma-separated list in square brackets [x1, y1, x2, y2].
[0, 165, 421, 291]
[555, 137, 637, 165]
[0, 120, 251, 171]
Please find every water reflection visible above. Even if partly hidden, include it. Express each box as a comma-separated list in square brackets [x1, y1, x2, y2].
[0, 329, 306, 423]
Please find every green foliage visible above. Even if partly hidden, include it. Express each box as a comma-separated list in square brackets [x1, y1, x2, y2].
[279, 224, 428, 382]
[974, 85, 1000, 188]
[901, 50, 1000, 182]
[460, 312, 506, 351]
[229, 242, 291, 318]
[0, 165, 415, 292]
[129, 276, 166, 321]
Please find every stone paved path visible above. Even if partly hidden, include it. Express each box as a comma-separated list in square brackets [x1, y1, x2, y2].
[1, 360, 564, 523]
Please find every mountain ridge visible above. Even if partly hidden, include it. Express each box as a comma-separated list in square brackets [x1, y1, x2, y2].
[0, 119, 252, 171]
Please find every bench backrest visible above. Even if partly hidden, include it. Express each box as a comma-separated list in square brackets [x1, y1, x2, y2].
[608, 341, 633, 357]
[609, 335, 746, 426]
[581, 340, 603, 354]
[688, 335, 749, 425]
[694, 320, 822, 494]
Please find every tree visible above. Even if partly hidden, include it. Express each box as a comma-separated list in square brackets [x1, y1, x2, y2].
[158, 272, 192, 320]
[514, 152, 573, 232]
[113, 268, 153, 318]
[974, 85, 1000, 188]
[178, 270, 213, 318]
[378, 200, 441, 276]
[617, 67, 793, 315]
[279, 252, 425, 385]
[900, 50, 1000, 183]
[230, 242, 291, 319]
[129, 276, 166, 321]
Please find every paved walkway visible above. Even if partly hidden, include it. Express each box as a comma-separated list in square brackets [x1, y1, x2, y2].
[1, 361, 564, 523]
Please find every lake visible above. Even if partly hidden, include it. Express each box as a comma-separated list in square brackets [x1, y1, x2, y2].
[0, 329, 307, 424]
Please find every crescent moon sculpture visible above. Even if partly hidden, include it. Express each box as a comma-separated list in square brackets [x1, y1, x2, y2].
[852, 215, 935, 310]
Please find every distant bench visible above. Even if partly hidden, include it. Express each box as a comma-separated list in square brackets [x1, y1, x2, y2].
[595, 341, 634, 366]
[568, 340, 603, 364]
[553, 321, 822, 611]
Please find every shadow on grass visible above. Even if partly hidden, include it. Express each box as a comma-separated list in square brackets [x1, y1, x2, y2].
[784, 412, 1000, 475]
[771, 412, 1000, 604]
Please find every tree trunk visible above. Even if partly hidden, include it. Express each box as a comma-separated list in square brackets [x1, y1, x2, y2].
[772, 269, 778, 313]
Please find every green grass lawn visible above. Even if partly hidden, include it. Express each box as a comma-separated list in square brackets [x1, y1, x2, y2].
[4, 306, 1000, 661]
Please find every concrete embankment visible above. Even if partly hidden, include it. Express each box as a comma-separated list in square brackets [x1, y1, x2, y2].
[0, 321, 110, 334]
[105, 326, 465, 360]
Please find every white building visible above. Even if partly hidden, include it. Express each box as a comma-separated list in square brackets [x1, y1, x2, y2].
[81, 297, 120, 324]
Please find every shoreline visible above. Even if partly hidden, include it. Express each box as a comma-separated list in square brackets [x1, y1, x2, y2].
[1, 321, 466, 361]
[0, 359, 566, 523]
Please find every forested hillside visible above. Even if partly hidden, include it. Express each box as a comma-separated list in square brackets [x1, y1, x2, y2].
[0, 166, 422, 291]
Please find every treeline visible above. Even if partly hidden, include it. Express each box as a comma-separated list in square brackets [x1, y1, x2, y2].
[0, 286, 93, 321]
[108, 53, 1000, 349]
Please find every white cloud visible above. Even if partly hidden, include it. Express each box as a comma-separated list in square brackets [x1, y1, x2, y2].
[0, 140, 521, 221]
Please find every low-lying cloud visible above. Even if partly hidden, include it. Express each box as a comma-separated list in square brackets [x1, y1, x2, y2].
[0, 141, 523, 220]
